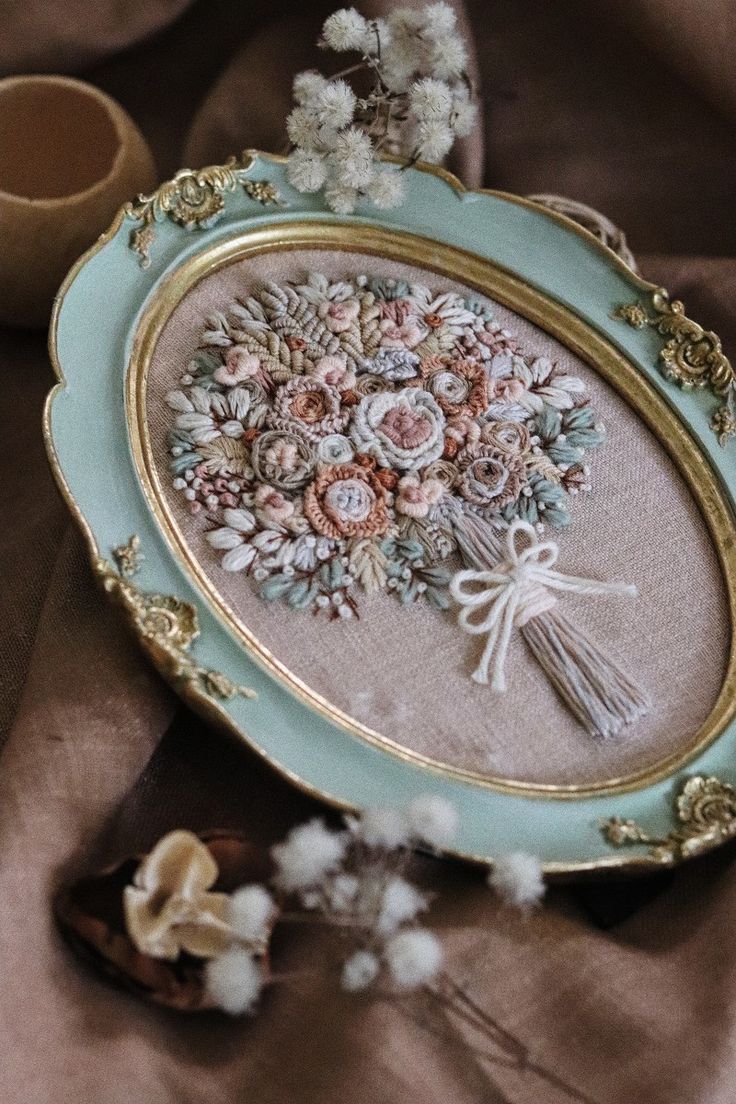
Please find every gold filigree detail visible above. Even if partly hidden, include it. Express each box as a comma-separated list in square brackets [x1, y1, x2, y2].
[95, 539, 257, 704]
[126, 153, 285, 268]
[614, 291, 735, 446]
[113, 534, 144, 577]
[601, 775, 736, 864]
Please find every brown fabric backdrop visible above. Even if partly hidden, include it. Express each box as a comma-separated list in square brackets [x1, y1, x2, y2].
[1, 3, 736, 1102]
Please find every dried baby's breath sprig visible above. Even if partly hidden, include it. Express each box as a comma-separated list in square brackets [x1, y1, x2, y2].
[285, 3, 478, 213]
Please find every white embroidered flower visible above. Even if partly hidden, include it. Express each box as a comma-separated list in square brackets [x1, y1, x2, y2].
[366, 169, 407, 209]
[205, 948, 263, 1015]
[271, 818, 348, 891]
[364, 347, 420, 381]
[516, 357, 586, 413]
[407, 285, 478, 331]
[321, 7, 369, 52]
[350, 388, 446, 471]
[287, 148, 328, 193]
[341, 950, 380, 992]
[317, 433, 355, 464]
[488, 852, 545, 911]
[385, 929, 443, 989]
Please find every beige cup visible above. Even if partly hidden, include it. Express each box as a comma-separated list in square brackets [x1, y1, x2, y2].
[0, 75, 157, 329]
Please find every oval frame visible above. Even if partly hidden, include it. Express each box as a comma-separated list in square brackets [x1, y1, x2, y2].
[46, 151, 736, 874]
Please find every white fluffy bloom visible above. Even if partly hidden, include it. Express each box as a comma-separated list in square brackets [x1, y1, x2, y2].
[228, 885, 275, 943]
[271, 818, 348, 891]
[287, 149, 328, 193]
[341, 949, 380, 992]
[366, 170, 406, 209]
[328, 872, 360, 912]
[321, 8, 368, 52]
[331, 127, 374, 188]
[293, 69, 329, 107]
[361, 17, 390, 57]
[357, 805, 410, 849]
[313, 79, 356, 128]
[205, 948, 263, 1015]
[429, 36, 467, 80]
[385, 929, 443, 989]
[407, 795, 459, 849]
[416, 118, 454, 161]
[410, 77, 453, 121]
[488, 852, 545, 911]
[451, 92, 478, 138]
[376, 876, 428, 935]
[286, 106, 324, 151]
[423, 1, 458, 37]
[324, 183, 359, 215]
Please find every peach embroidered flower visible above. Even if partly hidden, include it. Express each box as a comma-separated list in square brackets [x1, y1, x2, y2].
[487, 375, 526, 405]
[481, 420, 531, 454]
[269, 378, 349, 441]
[457, 443, 526, 511]
[304, 464, 390, 540]
[254, 484, 296, 525]
[395, 474, 446, 518]
[318, 297, 360, 333]
[307, 354, 356, 390]
[350, 388, 446, 471]
[379, 316, 429, 350]
[420, 356, 488, 418]
[215, 347, 271, 389]
[123, 831, 231, 961]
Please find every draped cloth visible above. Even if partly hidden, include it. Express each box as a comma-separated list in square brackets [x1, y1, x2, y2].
[2, 3, 736, 1102]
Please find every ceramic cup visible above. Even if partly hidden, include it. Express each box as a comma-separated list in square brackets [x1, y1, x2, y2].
[0, 74, 157, 329]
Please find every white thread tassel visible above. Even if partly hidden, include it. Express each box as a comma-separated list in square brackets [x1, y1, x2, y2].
[450, 518, 650, 737]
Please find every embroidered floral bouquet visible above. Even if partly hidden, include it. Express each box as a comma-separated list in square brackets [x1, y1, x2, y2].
[165, 271, 648, 737]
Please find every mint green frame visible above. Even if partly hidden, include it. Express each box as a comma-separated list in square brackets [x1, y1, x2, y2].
[46, 153, 736, 874]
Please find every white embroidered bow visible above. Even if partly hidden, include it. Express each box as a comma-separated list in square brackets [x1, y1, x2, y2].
[449, 520, 637, 691]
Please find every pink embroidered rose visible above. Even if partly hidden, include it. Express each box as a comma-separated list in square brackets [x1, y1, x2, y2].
[350, 388, 446, 471]
[419, 355, 489, 419]
[379, 316, 429, 350]
[254, 484, 295, 525]
[307, 354, 356, 390]
[456, 443, 526, 512]
[215, 347, 271, 389]
[395, 474, 446, 519]
[317, 298, 360, 333]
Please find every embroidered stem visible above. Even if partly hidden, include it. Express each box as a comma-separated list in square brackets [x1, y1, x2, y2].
[451, 516, 650, 738]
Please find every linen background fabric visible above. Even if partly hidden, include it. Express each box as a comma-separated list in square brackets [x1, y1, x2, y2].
[2, 2, 736, 1102]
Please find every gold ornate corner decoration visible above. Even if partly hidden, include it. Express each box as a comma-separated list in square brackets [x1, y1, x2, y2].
[112, 534, 144, 578]
[95, 537, 257, 704]
[126, 152, 285, 268]
[600, 775, 736, 864]
[613, 291, 736, 447]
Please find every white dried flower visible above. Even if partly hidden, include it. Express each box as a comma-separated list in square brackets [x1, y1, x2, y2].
[287, 149, 328, 193]
[205, 948, 263, 1015]
[377, 876, 428, 935]
[407, 794, 459, 849]
[488, 852, 545, 911]
[385, 929, 443, 989]
[410, 77, 453, 121]
[321, 8, 369, 52]
[357, 805, 410, 849]
[324, 183, 359, 215]
[341, 949, 380, 992]
[366, 170, 406, 209]
[314, 79, 357, 128]
[423, 2, 458, 37]
[228, 885, 275, 943]
[416, 118, 454, 161]
[429, 36, 467, 80]
[331, 127, 374, 188]
[286, 106, 324, 151]
[293, 69, 329, 106]
[271, 818, 348, 891]
[328, 872, 360, 912]
[361, 17, 390, 57]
